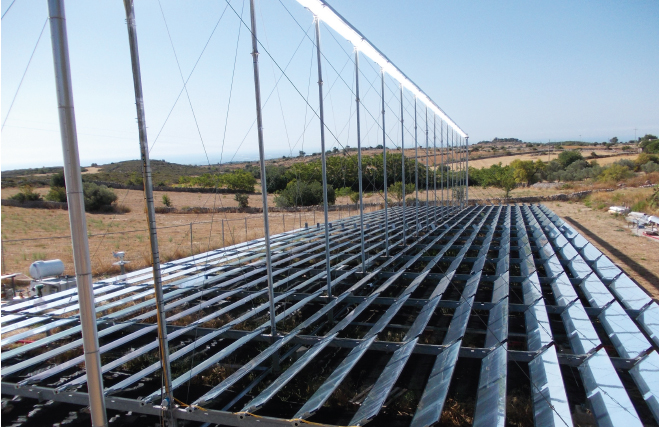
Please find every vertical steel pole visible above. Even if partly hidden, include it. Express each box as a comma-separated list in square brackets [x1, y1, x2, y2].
[440, 120, 444, 217]
[190, 222, 193, 256]
[315, 17, 332, 296]
[381, 70, 389, 256]
[48, 2, 107, 425]
[466, 136, 469, 205]
[425, 106, 429, 227]
[221, 219, 224, 248]
[248, 0, 277, 337]
[433, 114, 437, 223]
[400, 84, 406, 243]
[451, 128, 455, 210]
[462, 136, 465, 207]
[354, 50, 366, 272]
[123, 3, 176, 421]
[414, 97, 419, 235]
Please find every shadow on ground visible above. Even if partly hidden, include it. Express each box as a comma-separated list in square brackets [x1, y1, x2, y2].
[564, 216, 659, 292]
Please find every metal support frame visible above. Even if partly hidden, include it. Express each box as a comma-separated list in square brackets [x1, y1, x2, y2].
[249, 0, 277, 338]
[123, 3, 176, 423]
[425, 106, 429, 225]
[400, 84, 406, 243]
[381, 69, 389, 256]
[440, 119, 444, 217]
[4, 204, 659, 427]
[314, 17, 332, 297]
[465, 136, 469, 205]
[433, 114, 437, 223]
[414, 96, 419, 235]
[47, 1, 107, 425]
[354, 50, 366, 272]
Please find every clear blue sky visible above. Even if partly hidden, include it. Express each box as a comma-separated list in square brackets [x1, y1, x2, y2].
[2, 0, 658, 170]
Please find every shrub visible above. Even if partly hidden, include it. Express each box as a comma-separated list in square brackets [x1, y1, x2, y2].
[336, 187, 353, 197]
[613, 159, 636, 170]
[162, 194, 172, 207]
[598, 164, 632, 183]
[274, 180, 335, 207]
[51, 171, 65, 188]
[235, 193, 249, 208]
[388, 182, 415, 202]
[557, 150, 583, 168]
[635, 153, 659, 168]
[641, 161, 659, 173]
[83, 183, 117, 211]
[46, 186, 67, 202]
[349, 192, 360, 204]
[223, 169, 256, 192]
[9, 185, 42, 203]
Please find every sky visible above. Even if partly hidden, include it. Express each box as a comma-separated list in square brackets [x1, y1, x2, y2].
[1, 0, 658, 170]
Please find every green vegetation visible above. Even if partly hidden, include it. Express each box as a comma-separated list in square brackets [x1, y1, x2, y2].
[234, 193, 249, 208]
[470, 149, 659, 197]
[83, 183, 118, 211]
[162, 194, 172, 207]
[274, 180, 335, 207]
[178, 169, 256, 192]
[470, 163, 516, 198]
[9, 185, 42, 203]
[388, 182, 416, 203]
[640, 134, 659, 154]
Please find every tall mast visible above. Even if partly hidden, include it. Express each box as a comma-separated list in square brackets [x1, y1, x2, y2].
[47, 1, 107, 425]
[354, 50, 366, 272]
[400, 84, 406, 243]
[123, 1, 176, 424]
[381, 70, 389, 256]
[248, 0, 278, 337]
[314, 17, 332, 297]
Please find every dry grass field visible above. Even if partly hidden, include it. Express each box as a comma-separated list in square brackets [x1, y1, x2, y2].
[468, 151, 636, 169]
[547, 200, 659, 298]
[0, 187, 382, 279]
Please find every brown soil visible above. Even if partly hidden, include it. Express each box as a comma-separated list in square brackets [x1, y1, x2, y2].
[545, 201, 659, 299]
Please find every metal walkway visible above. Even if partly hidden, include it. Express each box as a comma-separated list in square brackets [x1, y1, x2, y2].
[2, 204, 658, 426]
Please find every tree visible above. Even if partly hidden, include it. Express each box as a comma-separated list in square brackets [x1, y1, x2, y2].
[298, 150, 306, 157]
[51, 171, 66, 188]
[274, 180, 335, 207]
[609, 137, 619, 145]
[510, 159, 536, 186]
[479, 163, 516, 198]
[222, 170, 256, 192]
[235, 193, 249, 208]
[557, 150, 583, 168]
[388, 182, 415, 203]
[83, 183, 117, 211]
[598, 164, 632, 183]
[9, 185, 43, 203]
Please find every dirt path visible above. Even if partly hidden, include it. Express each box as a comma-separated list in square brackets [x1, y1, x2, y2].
[545, 201, 659, 299]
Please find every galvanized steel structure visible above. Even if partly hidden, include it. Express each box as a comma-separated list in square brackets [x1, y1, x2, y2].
[3, 204, 659, 426]
[3, 0, 659, 426]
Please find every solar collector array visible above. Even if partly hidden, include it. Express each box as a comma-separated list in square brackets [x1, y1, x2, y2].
[1, 204, 658, 427]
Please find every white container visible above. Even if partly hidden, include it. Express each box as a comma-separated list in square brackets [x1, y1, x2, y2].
[29, 259, 65, 280]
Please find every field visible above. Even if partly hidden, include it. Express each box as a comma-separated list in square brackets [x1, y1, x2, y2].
[467, 151, 636, 168]
[547, 199, 659, 298]
[3, 183, 658, 300]
[0, 186, 381, 280]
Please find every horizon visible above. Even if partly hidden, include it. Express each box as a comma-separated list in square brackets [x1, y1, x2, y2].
[2, 0, 657, 171]
[2, 137, 646, 172]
